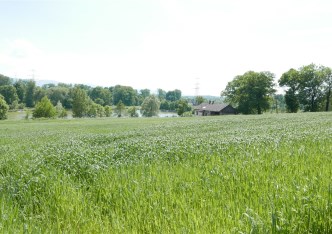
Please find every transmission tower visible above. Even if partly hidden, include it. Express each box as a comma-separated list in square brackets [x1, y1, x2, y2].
[194, 77, 200, 97]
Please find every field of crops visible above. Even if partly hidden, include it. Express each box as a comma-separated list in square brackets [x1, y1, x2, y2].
[0, 113, 331, 233]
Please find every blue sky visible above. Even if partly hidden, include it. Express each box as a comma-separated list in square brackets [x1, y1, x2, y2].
[1, 0, 332, 95]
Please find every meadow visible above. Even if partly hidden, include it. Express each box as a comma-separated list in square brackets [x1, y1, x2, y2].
[0, 113, 331, 233]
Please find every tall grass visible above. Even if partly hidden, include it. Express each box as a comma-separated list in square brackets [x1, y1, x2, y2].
[0, 113, 331, 233]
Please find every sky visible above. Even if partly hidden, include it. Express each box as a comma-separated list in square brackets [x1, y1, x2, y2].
[1, 0, 332, 96]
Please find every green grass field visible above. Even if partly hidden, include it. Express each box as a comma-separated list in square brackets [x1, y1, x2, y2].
[0, 113, 331, 233]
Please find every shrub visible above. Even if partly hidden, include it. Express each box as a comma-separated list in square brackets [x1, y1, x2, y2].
[104, 105, 112, 117]
[55, 101, 67, 118]
[128, 106, 139, 117]
[0, 94, 9, 120]
[33, 96, 56, 118]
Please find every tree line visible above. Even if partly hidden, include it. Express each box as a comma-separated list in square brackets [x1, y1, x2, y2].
[1, 63, 331, 119]
[0, 74, 192, 119]
[222, 63, 332, 114]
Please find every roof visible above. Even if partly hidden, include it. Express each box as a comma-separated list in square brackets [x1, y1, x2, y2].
[194, 103, 231, 112]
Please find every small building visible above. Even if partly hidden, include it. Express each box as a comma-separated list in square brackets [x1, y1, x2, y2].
[194, 102, 236, 116]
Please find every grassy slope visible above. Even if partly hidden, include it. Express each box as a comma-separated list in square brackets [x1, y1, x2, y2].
[0, 113, 331, 233]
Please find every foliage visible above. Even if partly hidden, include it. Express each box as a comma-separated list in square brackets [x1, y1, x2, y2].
[222, 71, 276, 114]
[0, 94, 9, 120]
[128, 106, 139, 117]
[55, 101, 67, 118]
[0, 113, 331, 232]
[104, 105, 112, 117]
[9, 100, 19, 110]
[182, 111, 193, 117]
[141, 95, 160, 117]
[34, 86, 47, 103]
[195, 96, 205, 105]
[279, 68, 301, 112]
[270, 94, 286, 113]
[72, 87, 90, 118]
[298, 64, 325, 112]
[157, 88, 166, 100]
[166, 89, 181, 101]
[112, 85, 137, 106]
[0, 85, 18, 105]
[284, 90, 299, 113]
[115, 100, 125, 117]
[0, 74, 12, 86]
[176, 99, 192, 116]
[279, 64, 332, 112]
[85, 101, 105, 118]
[25, 80, 36, 108]
[89, 86, 112, 106]
[320, 66, 332, 111]
[47, 86, 70, 106]
[13, 79, 27, 102]
[33, 96, 56, 118]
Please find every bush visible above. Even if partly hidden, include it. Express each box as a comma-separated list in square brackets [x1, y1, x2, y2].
[9, 100, 19, 110]
[0, 95, 9, 120]
[182, 111, 193, 117]
[55, 101, 67, 118]
[128, 106, 139, 117]
[104, 105, 112, 117]
[33, 96, 56, 118]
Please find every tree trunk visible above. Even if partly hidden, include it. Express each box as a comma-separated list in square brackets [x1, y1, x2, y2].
[311, 92, 315, 112]
[257, 105, 262, 114]
[326, 88, 331, 111]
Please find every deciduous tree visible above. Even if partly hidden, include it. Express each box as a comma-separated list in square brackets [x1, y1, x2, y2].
[141, 95, 160, 117]
[72, 87, 90, 117]
[279, 68, 301, 113]
[222, 71, 276, 114]
[176, 99, 191, 116]
[25, 80, 36, 107]
[298, 64, 325, 112]
[115, 100, 125, 117]
[112, 85, 137, 106]
[0, 85, 18, 105]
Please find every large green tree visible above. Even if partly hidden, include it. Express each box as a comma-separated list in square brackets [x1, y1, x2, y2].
[0, 85, 18, 105]
[279, 64, 330, 112]
[141, 95, 160, 117]
[72, 87, 90, 117]
[88, 86, 112, 106]
[298, 64, 325, 112]
[166, 89, 181, 102]
[0, 94, 9, 120]
[112, 85, 137, 106]
[279, 68, 301, 112]
[222, 71, 276, 114]
[14, 80, 27, 103]
[25, 80, 36, 107]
